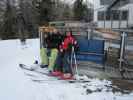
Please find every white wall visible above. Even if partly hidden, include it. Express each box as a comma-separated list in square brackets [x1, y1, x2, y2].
[128, 4, 133, 27]
[98, 21, 128, 29]
[93, 0, 101, 22]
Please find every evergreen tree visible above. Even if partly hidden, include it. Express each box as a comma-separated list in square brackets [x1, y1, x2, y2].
[34, 0, 53, 25]
[1, 0, 17, 39]
[63, 4, 73, 20]
[16, 0, 39, 38]
[73, 0, 90, 21]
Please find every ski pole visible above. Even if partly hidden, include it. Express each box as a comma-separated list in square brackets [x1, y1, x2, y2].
[72, 46, 79, 80]
[70, 46, 75, 76]
[70, 47, 73, 73]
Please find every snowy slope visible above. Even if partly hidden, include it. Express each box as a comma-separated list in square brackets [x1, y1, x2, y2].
[0, 39, 133, 100]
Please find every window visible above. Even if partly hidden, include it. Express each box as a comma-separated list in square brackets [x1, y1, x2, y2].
[122, 11, 128, 20]
[112, 10, 119, 20]
[98, 11, 105, 20]
[106, 11, 111, 20]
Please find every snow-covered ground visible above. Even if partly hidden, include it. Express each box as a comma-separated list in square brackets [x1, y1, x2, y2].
[0, 39, 133, 100]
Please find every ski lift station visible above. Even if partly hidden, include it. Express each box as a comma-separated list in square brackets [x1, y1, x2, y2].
[39, 20, 133, 80]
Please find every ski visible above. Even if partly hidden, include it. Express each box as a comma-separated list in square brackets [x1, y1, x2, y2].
[19, 64, 50, 76]
[19, 63, 90, 83]
[30, 78, 90, 83]
[19, 63, 61, 82]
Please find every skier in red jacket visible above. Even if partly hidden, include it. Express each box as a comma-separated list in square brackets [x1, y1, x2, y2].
[59, 32, 77, 79]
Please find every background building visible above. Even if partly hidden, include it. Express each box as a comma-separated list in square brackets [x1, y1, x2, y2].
[94, 0, 133, 29]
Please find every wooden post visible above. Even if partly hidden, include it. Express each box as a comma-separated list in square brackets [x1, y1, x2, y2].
[119, 1, 122, 29]
[127, 9, 129, 29]
[39, 28, 43, 48]
[119, 10, 122, 29]
[39, 29, 41, 48]
[111, 10, 113, 29]
[104, 11, 106, 29]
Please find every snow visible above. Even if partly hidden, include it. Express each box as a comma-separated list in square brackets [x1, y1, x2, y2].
[0, 39, 133, 100]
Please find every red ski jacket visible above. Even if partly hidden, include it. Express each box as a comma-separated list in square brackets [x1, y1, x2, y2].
[59, 35, 77, 52]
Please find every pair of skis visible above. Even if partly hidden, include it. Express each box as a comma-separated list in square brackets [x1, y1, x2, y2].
[19, 46, 88, 83]
[19, 63, 90, 83]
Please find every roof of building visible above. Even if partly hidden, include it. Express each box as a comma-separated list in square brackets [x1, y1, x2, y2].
[108, 0, 129, 10]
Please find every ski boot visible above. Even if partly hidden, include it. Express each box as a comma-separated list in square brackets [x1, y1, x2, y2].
[60, 73, 74, 80]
